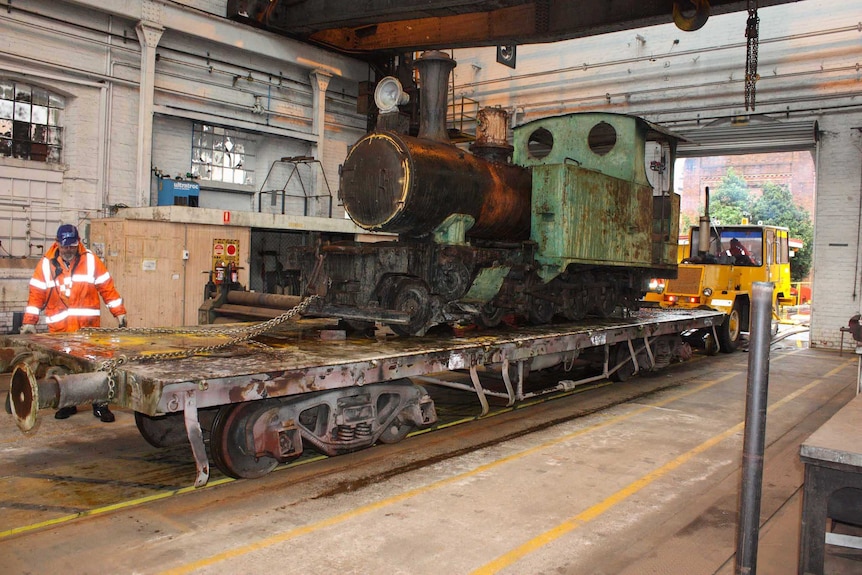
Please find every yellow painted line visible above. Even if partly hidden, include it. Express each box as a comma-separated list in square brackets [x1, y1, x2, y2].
[0, 476, 233, 540]
[471, 365, 851, 574]
[0, 452, 330, 541]
[159, 372, 741, 575]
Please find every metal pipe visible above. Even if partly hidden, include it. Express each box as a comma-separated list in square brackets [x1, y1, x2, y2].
[735, 281, 775, 575]
[9, 363, 110, 432]
[226, 291, 303, 310]
[698, 186, 711, 257]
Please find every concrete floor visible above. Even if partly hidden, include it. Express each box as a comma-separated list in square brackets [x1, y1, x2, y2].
[0, 331, 860, 574]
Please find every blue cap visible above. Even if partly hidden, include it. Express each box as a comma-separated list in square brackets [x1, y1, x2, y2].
[56, 224, 80, 247]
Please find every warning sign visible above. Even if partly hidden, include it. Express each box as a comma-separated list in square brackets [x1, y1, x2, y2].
[212, 238, 240, 274]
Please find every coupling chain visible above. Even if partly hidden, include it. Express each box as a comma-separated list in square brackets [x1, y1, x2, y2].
[90, 295, 322, 383]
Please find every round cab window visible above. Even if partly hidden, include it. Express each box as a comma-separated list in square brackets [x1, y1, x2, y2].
[587, 122, 617, 156]
[527, 127, 554, 159]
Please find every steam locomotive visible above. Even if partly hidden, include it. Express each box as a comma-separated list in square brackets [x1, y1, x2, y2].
[288, 51, 682, 336]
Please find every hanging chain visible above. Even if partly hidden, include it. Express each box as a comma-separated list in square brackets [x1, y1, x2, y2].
[86, 295, 322, 398]
[744, 0, 760, 111]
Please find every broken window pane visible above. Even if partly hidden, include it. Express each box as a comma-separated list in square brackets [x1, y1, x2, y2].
[47, 126, 62, 145]
[14, 85, 30, 103]
[14, 102, 30, 122]
[12, 141, 30, 159]
[31, 124, 47, 143]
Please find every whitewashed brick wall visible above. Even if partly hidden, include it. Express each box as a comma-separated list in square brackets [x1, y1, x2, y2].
[808, 111, 862, 349]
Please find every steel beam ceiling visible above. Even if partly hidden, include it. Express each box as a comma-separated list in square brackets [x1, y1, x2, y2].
[228, 0, 804, 54]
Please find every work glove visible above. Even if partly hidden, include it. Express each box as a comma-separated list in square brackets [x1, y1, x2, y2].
[19, 324, 36, 335]
[117, 314, 128, 328]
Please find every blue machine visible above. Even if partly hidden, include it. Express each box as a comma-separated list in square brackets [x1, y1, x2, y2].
[158, 179, 200, 207]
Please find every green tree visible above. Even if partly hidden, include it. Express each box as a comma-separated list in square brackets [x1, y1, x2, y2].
[709, 168, 752, 225]
[750, 181, 813, 281]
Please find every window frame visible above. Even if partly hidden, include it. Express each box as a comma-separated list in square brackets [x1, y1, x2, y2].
[0, 80, 64, 163]
[191, 123, 256, 187]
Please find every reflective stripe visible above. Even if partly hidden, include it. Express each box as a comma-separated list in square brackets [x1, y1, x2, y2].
[46, 308, 101, 323]
[25, 306, 41, 315]
[106, 298, 123, 309]
[45, 310, 68, 324]
[29, 278, 48, 290]
[94, 271, 111, 285]
[76, 252, 97, 283]
[40, 258, 53, 286]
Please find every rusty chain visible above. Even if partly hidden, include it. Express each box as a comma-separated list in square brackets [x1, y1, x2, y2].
[84, 295, 322, 398]
[745, 0, 760, 111]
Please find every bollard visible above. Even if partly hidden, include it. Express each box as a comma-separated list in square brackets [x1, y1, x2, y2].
[735, 281, 775, 575]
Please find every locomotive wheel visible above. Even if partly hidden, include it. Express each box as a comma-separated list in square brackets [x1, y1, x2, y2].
[386, 278, 432, 337]
[477, 302, 505, 328]
[597, 285, 619, 318]
[210, 402, 278, 479]
[135, 412, 189, 448]
[718, 303, 742, 353]
[528, 296, 555, 325]
[563, 293, 587, 321]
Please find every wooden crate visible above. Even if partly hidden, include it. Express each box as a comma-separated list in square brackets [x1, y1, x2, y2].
[90, 218, 250, 327]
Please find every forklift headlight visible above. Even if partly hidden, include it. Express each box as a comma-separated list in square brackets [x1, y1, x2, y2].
[703, 287, 713, 297]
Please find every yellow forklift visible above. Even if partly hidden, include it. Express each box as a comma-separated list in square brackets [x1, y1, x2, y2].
[658, 188, 793, 352]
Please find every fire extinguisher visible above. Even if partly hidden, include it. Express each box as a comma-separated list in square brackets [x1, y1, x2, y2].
[214, 261, 226, 284]
[229, 262, 238, 284]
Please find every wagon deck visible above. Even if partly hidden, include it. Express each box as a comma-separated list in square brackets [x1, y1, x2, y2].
[4, 308, 723, 486]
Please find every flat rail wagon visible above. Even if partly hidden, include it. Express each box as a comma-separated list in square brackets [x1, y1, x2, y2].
[3, 308, 723, 486]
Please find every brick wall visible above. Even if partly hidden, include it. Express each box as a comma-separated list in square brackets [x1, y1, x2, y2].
[809, 111, 862, 349]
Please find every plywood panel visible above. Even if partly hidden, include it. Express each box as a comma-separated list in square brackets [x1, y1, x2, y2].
[90, 219, 252, 328]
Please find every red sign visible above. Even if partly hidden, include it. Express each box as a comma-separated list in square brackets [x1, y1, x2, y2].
[226, 243, 237, 257]
[223, 211, 231, 224]
[213, 243, 225, 256]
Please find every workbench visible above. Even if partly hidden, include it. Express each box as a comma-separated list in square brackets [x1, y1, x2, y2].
[799, 393, 862, 574]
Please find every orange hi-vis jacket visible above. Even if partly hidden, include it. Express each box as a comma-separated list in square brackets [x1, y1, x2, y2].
[23, 242, 126, 333]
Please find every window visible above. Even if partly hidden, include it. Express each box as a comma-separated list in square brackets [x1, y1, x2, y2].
[0, 80, 64, 162]
[191, 123, 255, 186]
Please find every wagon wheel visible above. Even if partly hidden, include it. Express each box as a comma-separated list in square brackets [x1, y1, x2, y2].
[210, 402, 278, 479]
[135, 412, 189, 448]
[385, 277, 432, 336]
[610, 343, 638, 382]
[377, 416, 414, 444]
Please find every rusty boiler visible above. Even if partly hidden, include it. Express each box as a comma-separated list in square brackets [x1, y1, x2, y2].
[339, 50, 532, 241]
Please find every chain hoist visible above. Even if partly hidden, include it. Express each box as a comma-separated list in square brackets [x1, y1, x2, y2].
[83, 295, 321, 399]
[745, 0, 760, 111]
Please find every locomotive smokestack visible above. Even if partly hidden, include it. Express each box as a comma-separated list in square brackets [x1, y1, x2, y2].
[415, 51, 456, 142]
